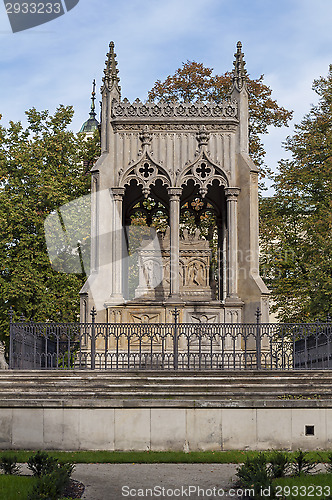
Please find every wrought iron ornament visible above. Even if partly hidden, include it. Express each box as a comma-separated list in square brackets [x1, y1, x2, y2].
[9, 309, 332, 371]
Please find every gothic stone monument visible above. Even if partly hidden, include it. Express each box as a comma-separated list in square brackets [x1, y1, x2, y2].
[80, 41, 269, 325]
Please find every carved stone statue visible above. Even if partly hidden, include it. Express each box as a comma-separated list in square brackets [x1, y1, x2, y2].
[142, 260, 155, 288]
[0, 341, 8, 370]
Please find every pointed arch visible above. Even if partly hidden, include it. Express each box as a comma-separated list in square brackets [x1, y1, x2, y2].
[119, 151, 171, 197]
[178, 150, 229, 197]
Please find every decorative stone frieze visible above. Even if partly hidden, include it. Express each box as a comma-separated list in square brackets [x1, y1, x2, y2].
[113, 123, 237, 133]
[112, 98, 238, 120]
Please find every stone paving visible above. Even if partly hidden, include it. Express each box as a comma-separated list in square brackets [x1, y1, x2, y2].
[73, 463, 240, 500]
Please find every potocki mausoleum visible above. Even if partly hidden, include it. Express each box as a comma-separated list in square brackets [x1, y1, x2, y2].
[5, 43, 332, 455]
[79, 41, 269, 325]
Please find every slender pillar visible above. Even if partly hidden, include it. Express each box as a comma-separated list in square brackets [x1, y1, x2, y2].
[225, 187, 240, 300]
[90, 173, 99, 274]
[167, 187, 182, 302]
[110, 187, 125, 302]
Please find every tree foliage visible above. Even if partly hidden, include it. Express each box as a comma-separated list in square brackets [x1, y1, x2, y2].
[0, 106, 99, 344]
[148, 61, 293, 183]
[260, 66, 332, 322]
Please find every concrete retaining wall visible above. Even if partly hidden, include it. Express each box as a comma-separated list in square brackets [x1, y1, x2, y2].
[0, 406, 332, 451]
[1, 370, 332, 451]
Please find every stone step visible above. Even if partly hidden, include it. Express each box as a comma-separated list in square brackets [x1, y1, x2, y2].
[2, 369, 332, 379]
[0, 382, 330, 391]
[0, 372, 331, 385]
[0, 370, 331, 403]
[0, 379, 328, 389]
[0, 386, 328, 396]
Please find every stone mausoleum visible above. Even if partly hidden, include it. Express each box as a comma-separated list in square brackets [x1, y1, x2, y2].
[80, 41, 269, 324]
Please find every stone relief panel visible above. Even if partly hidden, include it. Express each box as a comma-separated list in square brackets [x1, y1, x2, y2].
[191, 313, 218, 323]
[185, 260, 208, 287]
[131, 312, 160, 323]
[135, 229, 213, 301]
[128, 310, 164, 348]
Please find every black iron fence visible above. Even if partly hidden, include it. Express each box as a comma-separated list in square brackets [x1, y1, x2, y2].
[9, 308, 332, 370]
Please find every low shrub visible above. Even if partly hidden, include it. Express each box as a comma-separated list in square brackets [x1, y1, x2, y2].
[0, 454, 20, 475]
[268, 451, 291, 479]
[26, 451, 75, 500]
[27, 450, 58, 478]
[325, 452, 332, 473]
[27, 463, 74, 500]
[27, 472, 58, 500]
[236, 453, 275, 498]
[291, 449, 317, 476]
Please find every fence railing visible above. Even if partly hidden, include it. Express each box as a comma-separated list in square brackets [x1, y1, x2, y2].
[9, 308, 332, 370]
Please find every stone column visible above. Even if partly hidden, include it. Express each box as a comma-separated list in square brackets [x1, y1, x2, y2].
[225, 187, 241, 301]
[90, 173, 99, 274]
[167, 187, 182, 302]
[110, 187, 125, 303]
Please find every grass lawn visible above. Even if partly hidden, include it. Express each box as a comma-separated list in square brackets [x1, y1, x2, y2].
[274, 473, 332, 499]
[0, 475, 36, 500]
[0, 449, 331, 464]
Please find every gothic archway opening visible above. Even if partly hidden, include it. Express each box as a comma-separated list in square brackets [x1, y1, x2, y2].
[123, 179, 169, 300]
[180, 179, 226, 301]
[121, 177, 227, 303]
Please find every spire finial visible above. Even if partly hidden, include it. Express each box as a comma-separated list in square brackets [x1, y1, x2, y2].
[89, 79, 96, 119]
[232, 41, 246, 91]
[101, 41, 121, 95]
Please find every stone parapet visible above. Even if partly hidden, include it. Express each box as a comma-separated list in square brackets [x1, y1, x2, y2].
[111, 98, 238, 121]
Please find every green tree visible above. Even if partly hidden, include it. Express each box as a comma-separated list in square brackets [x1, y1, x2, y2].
[0, 106, 99, 345]
[148, 61, 293, 183]
[260, 66, 332, 322]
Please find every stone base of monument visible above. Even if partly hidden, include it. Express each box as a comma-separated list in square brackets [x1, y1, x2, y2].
[106, 301, 244, 324]
[0, 370, 332, 451]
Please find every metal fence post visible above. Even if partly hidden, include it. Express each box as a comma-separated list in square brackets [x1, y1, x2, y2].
[255, 307, 262, 370]
[90, 307, 97, 370]
[172, 307, 179, 370]
[9, 306, 14, 369]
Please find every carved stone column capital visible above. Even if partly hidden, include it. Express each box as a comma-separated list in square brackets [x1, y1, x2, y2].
[111, 187, 125, 201]
[167, 187, 182, 200]
[225, 187, 240, 201]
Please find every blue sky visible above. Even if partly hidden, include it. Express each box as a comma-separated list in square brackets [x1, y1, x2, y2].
[1, 0, 332, 189]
